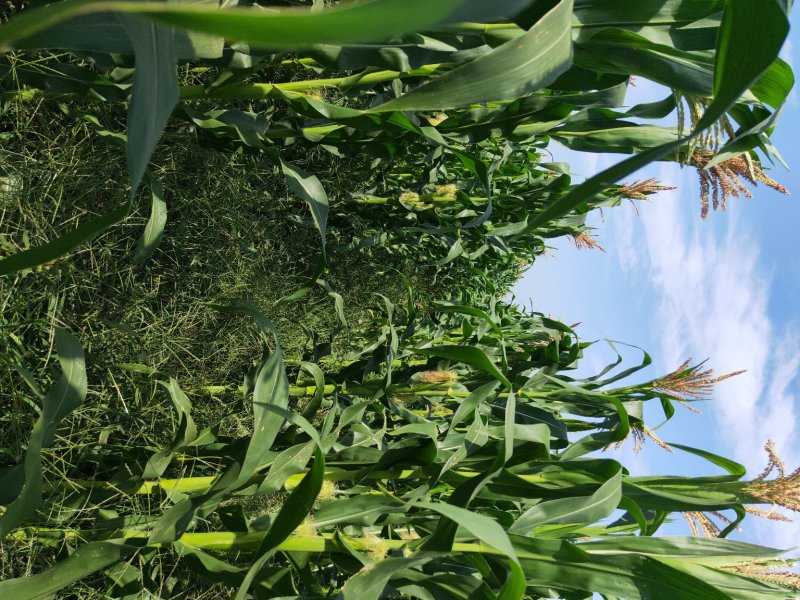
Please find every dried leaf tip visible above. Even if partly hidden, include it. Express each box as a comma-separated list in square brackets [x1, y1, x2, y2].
[651, 359, 745, 408]
[570, 231, 606, 253]
[693, 151, 789, 218]
[744, 440, 800, 513]
[619, 178, 676, 200]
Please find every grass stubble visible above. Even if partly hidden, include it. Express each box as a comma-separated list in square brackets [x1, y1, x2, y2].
[0, 95, 439, 592]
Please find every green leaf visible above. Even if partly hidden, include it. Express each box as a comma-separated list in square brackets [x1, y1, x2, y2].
[502, 390, 517, 463]
[585, 536, 786, 566]
[342, 555, 436, 600]
[712, 0, 789, 119]
[142, 378, 197, 479]
[0, 540, 139, 597]
[433, 302, 502, 336]
[0, 0, 534, 51]
[133, 173, 168, 265]
[316, 279, 347, 328]
[14, 13, 223, 58]
[576, 30, 713, 96]
[279, 158, 329, 255]
[299, 361, 326, 423]
[237, 338, 290, 486]
[258, 443, 315, 494]
[416, 501, 517, 560]
[497, 560, 527, 600]
[0, 329, 87, 537]
[660, 560, 794, 599]
[519, 0, 789, 234]
[314, 495, 402, 528]
[512, 536, 733, 600]
[750, 57, 795, 108]
[120, 15, 179, 197]
[0, 201, 129, 277]
[175, 542, 249, 589]
[375, 0, 573, 111]
[257, 404, 321, 449]
[412, 346, 511, 388]
[509, 467, 622, 534]
[447, 381, 500, 435]
[235, 446, 325, 600]
[262, 448, 324, 545]
[146, 302, 285, 544]
[573, 0, 726, 30]
[559, 393, 630, 460]
[436, 238, 465, 266]
[623, 478, 741, 511]
[212, 299, 280, 339]
[669, 443, 746, 477]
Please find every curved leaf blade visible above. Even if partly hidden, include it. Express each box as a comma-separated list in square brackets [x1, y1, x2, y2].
[412, 345, 512, 388]
[0, 202, 129, 277]
[120, 15, 179, 197]
[374, 0, 574, 111]
[0, 0, 535, 51]
[0, 329, 87, 537]
[133, 174, 168, 265]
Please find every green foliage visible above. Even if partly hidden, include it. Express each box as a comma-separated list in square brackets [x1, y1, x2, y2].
[2, 299, 797, 597]
[0, 0, 797, 598]
[0, 328, 86, 537]
[0, 0, 791, 272]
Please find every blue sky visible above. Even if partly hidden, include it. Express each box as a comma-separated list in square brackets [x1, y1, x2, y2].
[515, 20, 800, 550]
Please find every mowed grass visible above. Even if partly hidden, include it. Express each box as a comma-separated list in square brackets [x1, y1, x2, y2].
[0, 99, 431, 584]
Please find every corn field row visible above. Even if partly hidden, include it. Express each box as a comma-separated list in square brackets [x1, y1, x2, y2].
[0, 0, 797, 598]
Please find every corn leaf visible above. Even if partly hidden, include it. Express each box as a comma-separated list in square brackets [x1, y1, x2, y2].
[120, 15, 179, 197]
[0, 0, 534, 51]
[0, 540, 139, 597]
[509, 467, 622, 533]
[133, 174, 168, 266]
[374, 0, 573, 111]
[412, 345, 511, 388]
[0, 201, 130, 277]
[235, 446, 325, 600]
[0, 329, 87, 537]
[520, 0, 790, 234]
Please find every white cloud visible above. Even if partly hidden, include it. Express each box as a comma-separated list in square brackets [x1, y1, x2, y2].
[780, 38, 795, 67]
[624, 161, 800, 548]
[612, 202, 641, 273]
[779, 38, 799, 108]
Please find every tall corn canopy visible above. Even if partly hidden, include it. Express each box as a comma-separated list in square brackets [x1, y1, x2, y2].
[0, 0, 797, 598]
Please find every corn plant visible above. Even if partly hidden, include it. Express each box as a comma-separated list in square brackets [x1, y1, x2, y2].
[1, 1, 798, 598]
[0, 0, 792, 276]
[2, 299, 800, 598]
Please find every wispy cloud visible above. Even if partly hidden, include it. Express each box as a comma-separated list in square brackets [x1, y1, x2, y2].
[612, 199, 642, 273]
[620, 161, 800, 548]
[779, 38, 799, 108]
